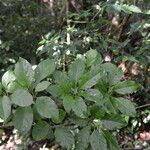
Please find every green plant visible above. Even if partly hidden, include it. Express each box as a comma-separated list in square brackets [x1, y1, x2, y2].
[0, 50, 140, 149]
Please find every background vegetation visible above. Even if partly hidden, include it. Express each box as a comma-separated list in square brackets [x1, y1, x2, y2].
[0, 0, 150, 149]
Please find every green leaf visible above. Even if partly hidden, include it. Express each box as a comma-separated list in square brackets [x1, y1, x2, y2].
[15, 58, 34, 88]
[35, 59, 55, 83]
[85, 50, 98, 67]
[81, 73, 100, 90]
[122, 5, 142, 13]
[0, 83, 2, 94]
[7, 81, 23, 93]
[0, 96, 11, 120]
[103, 130, 120, 150]
[52, 109, 66, 124]
[102, 115, 126, 130]
[55, 127, 74, 149]
[76, 126, 91, 150]
[32, 120, 50, 141]
[62, 95, 74, 113]
[35, 96, 59, 119]
[72, 97, 87, 117]
[113, 80, 140, 94]
[115, 97, 136, 117]
[62, 96, 87, 117]
[46, 85, 62, 98]
[83, 89, 103, 105]
[90, 130, 107, 150]
[2, 70, 16, 89]
[68, 59, 85, 83]
[113, 4, 142, 14]
[35, 81, 50, 92]
[90, 106, 105, 119]
[70, 116, 88, 127]
[101, 63, 123, 86]
[13, 107, 33, 133]
[11, 89, 33, 107]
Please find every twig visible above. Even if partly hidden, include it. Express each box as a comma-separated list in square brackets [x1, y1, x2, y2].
[136, 103, 150, 109]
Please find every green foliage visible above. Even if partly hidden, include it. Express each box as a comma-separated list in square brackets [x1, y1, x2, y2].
[0, 96, 11, 120]
[0, 0, 149, 149]
[11, 89, 33, 107]
[32, 120, 50, 141]
[0, 50, 140, 149]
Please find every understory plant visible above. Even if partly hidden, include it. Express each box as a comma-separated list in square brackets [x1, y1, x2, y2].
[0, 50, 140, 149]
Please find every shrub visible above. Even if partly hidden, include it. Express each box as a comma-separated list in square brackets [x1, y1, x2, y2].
[0, 50, 140, 149]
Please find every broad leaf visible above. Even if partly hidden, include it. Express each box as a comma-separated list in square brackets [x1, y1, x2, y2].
[55, 127, 74, 149]
[83, 89, 103, 105]
[115, 97, 136, 117]
[76, 126, 91, 150]
[35, 59, 55, 83]
[101, 63, 123, 86]
[0, 96, 11, 120]
[103, 130, 120, 150]
[72, 97, 87, 117]
[52, 109, 66, 124]
[102, 115, 126, 130]
[13, 107, 33, 133]
[68, 59, 85, 83]
[7, 81, 23, 93]
[81, 73, 100, 90]
[32, 120, 50, 141]
[2, 70, 16, 89]
[122, 4, 142, 13]
[46, 85, 62, 98]
[15, 58, 34, 88]
[70, 116, 89, 127]
[85, 50, 98, 67]
[113, 80, 140, 94]
[11, 89, 33, 107]
[35, 81, 50, 92]
[62, 95, 74, 113]
[90, 130, 107, 150]
[35, 96, 59, 119]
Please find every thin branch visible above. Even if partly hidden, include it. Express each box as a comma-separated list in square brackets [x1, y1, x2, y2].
[136, 103, 150, 109]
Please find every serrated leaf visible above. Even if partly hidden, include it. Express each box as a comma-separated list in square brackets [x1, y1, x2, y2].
[35, 59, 55, 83]
[76, 126, 91, 150]
[2, 70, 16, 89]
[0, 96, 11, 120]
[35, 96, 59, 119]
[15, 58, 34, 88]
[35, 81, 50, 92]
[103, 130, 120, 150]
[32, 120, 50, 141]
[113, 80, 140, 94]
[13, 107, 33, 133]
[55, 127, 74, 149]
[81, 73, 100, 90]
[11, 89, 33, 107]
[90, 130, 107, 150]
[68, 59, 85, 83]
[115, 97, 136, 117]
